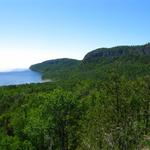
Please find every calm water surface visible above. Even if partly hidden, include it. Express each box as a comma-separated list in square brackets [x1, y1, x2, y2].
[0, 69, 43, 86]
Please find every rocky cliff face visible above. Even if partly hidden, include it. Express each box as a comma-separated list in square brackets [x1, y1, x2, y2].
[83, 44, 150, 62]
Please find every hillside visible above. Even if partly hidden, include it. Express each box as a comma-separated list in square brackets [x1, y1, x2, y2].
[30, 43, 150, 80]
[30, 58, 81, 80]
[83, 44, 150, 62]
[0, 43, 149, 149]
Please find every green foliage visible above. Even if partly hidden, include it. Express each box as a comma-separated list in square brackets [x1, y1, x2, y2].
[30, 44, 150, 81]
[1, 75, 149, 149]
[0, 44, 150, 149]
[30, 58, 81, 80]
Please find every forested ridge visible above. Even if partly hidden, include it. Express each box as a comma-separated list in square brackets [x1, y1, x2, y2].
[30, 43, 150, 81]
[0, 44, 150, 149]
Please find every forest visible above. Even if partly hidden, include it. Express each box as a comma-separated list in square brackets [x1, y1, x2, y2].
[0, 44, 150, 150]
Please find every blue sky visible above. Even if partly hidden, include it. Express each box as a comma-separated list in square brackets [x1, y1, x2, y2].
[0, 0, 150, 70]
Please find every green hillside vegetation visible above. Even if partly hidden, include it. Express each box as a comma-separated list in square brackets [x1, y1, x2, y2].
[0, 43, 150, 149]
[30, 58, 81, 81]
[31, 43, 150, 81]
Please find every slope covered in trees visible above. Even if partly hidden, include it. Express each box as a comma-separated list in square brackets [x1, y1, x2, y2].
[30, 58, 80, 80]
[30, 43, 150, 81]
[0, 43, 150, 149]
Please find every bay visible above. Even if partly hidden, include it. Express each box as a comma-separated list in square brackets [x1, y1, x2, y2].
[0, 69, 43, 86]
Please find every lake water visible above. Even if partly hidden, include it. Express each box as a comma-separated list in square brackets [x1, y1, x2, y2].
[0, 69, 43, 86]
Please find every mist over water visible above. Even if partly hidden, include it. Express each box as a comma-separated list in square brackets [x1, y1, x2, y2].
[0, 69, 43, 86]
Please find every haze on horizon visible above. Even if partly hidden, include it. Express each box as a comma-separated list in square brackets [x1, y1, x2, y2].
[0, 0, 150, 71]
